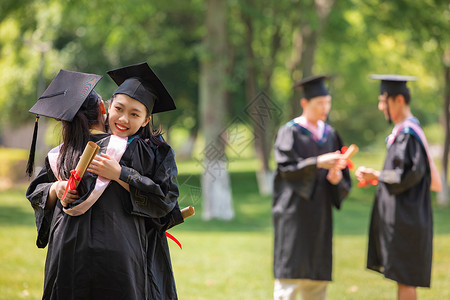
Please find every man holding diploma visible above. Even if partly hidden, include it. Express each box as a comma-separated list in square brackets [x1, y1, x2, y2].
[356, 75, 442, 300]
[272, 75, 352, 300]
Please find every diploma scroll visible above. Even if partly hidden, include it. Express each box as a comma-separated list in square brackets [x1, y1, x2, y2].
[342, 144, 359, 160]
[181, 206, 195, 219]
[74, 141, 100, 185]
[61, 141, 100, 202]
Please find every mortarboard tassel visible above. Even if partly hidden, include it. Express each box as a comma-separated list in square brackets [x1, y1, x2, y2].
[26, 115, 40, 177]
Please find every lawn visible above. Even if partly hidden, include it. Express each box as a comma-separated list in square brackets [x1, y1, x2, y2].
[0, 157, 449, 299]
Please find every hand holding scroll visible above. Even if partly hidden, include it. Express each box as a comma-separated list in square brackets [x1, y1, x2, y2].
[326, 144, 359, 185]
[355, 166, 380, 187]
[87, 152, 122, 182]
[317, 151, 346, 170]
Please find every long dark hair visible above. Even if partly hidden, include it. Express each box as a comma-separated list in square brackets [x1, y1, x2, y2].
[57, 90, 102, 180]
[109, 94, 166, 146]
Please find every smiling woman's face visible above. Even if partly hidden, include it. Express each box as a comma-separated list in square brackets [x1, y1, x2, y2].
[108, 94, 151, 138]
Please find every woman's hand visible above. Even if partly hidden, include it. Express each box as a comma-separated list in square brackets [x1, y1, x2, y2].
[87, 153, 122, 182]
[50, 180, 79, 208]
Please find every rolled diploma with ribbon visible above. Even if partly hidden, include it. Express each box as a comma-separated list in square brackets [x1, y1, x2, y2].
[342, 144, 359, 160]
[61, 141, 100, 202]
[328, 144, 359, 183]
[75, 141, 100, 180]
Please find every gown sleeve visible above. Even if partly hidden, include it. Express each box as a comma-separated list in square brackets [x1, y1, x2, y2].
[119, 140, 179, 219]
[25, 158, 56, 248]
[274, 125, 318, 180]
[146, 202, 184, 232]
[274, 125, 318, 200]
[379, 134, 427, 195]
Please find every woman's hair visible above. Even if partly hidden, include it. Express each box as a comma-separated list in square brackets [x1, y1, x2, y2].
[57, 90, 101, 181]
[109, 94, 166, 146]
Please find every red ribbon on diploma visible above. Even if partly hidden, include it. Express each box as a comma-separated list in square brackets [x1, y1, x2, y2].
[165, 232, 182, 249]
[61, 169, 82, 202]
[163, 206, 194, 250]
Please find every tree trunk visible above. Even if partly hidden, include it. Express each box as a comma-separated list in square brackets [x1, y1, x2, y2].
[241, 7, 282, 195]
[438, 48, 450, 206]
[288, 25, 318, 119]
[199, 0, 234, 220]
[288, 0, 335, 119]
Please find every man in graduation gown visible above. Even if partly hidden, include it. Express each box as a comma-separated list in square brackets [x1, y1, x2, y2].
[356, 75, 442, 300]
[272, 75, 351, 300]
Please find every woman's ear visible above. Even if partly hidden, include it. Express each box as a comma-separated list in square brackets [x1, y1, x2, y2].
[99, 100, 106, 114]
[142, 116, 152, 127]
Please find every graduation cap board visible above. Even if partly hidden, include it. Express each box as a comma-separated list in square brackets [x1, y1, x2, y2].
[26, 70, 102, 177]
[29, 70, 102, 121]
[370, 74, 417, 96]
[107, 62, 176, 114]
[293, 75, 330, 100]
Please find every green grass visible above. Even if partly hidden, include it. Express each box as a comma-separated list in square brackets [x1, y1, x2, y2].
[1, 161, 450, 299]
[0, 187, 47, 299]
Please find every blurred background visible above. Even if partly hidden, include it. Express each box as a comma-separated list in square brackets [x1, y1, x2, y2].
[0, 0, 449, 299]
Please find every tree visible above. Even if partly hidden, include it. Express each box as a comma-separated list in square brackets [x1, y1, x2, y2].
[235, 0, 284, 195]
[199, 0, 234, 220]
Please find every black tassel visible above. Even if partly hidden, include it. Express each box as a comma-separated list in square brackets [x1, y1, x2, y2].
[26, 115, 39, 177]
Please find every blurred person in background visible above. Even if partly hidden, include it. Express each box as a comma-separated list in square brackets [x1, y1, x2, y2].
[272, 75, 352, 300]
[356, 74, 442, 300]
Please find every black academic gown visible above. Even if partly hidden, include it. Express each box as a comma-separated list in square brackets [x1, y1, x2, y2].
[26, 134, 182, 300]
[367, 132, 433, 287]
[272, 121, 351, 280]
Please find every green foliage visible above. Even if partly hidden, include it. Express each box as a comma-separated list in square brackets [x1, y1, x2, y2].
[0, 0, 448, 150]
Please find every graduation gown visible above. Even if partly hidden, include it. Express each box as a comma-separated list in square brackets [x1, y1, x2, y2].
[26, 134, 182, 300]
[367, 130, 433, 287]
[272, 120, 351, 280]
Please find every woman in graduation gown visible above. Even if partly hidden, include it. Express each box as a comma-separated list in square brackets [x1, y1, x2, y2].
[356, 75, 441, 299]
[272, 75, 351, 299]
[26, 69, 182, 299]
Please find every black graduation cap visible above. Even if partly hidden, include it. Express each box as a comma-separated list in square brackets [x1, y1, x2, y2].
[29, 70, 102, 121]
[293, 75, 330, 100]
[107, 62, 176, 114]
[370, 74, 417, 95]
[26, 70, 102, 177]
